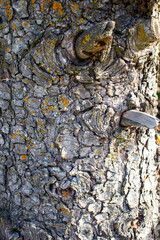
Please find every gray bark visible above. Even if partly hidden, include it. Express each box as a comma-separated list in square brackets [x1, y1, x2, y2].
[0, 0, 159, 239]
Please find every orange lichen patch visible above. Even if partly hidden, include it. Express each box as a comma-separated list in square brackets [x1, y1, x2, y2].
[26, 137, 29, 140]
[40, 130, 44, 134]
[6, 48, 10, 52]
[38, 120, 42, 126]
[72, 4, 78, 11]
[100, 117, 103, 121]
[60, 95, 69, 107]
[24, 96, 28, 102]
[5, 1, 12, 20]
[43, 108, 46, 114]
[79, 18, 84, 23]
[96, 43, 101, 47]
[23, 22, 28, 27]
[59, 206, 70, 215]
[12, 24, 16, 30]
[62, 189, 70, 198]
[12, 134, 16, 139]
[50, 143, 55, 147]
[48, 106, 53, 111]
[19, 136, 22, 140]
[40, 4, 44, 11]
[21, 154, 27, 160]
[30, 111, 34, 114]
[52, 2, 63, 15]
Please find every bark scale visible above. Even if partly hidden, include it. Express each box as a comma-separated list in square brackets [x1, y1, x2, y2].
[0, 0, 159, 239]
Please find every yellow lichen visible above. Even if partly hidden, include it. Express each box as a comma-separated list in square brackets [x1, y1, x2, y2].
[137, 23, 147, 43]
[82, 34, 90, 45]
[85, 34, 90, 42]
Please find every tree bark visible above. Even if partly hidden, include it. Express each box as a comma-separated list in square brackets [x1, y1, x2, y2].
[0, 0, 159, 239]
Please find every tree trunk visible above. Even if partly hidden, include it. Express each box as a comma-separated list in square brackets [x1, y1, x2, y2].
[0, 0, 159, 239]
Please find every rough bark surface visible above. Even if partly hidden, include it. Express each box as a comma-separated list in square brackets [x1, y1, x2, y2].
[0, 0, 159, 239]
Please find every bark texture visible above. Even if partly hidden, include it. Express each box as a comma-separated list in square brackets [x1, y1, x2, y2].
[0, 0, 159, 239]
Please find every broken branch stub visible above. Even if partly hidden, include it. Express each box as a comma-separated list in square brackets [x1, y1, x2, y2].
[75, 21, 115, 59]
[120, 110, 159, 128]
